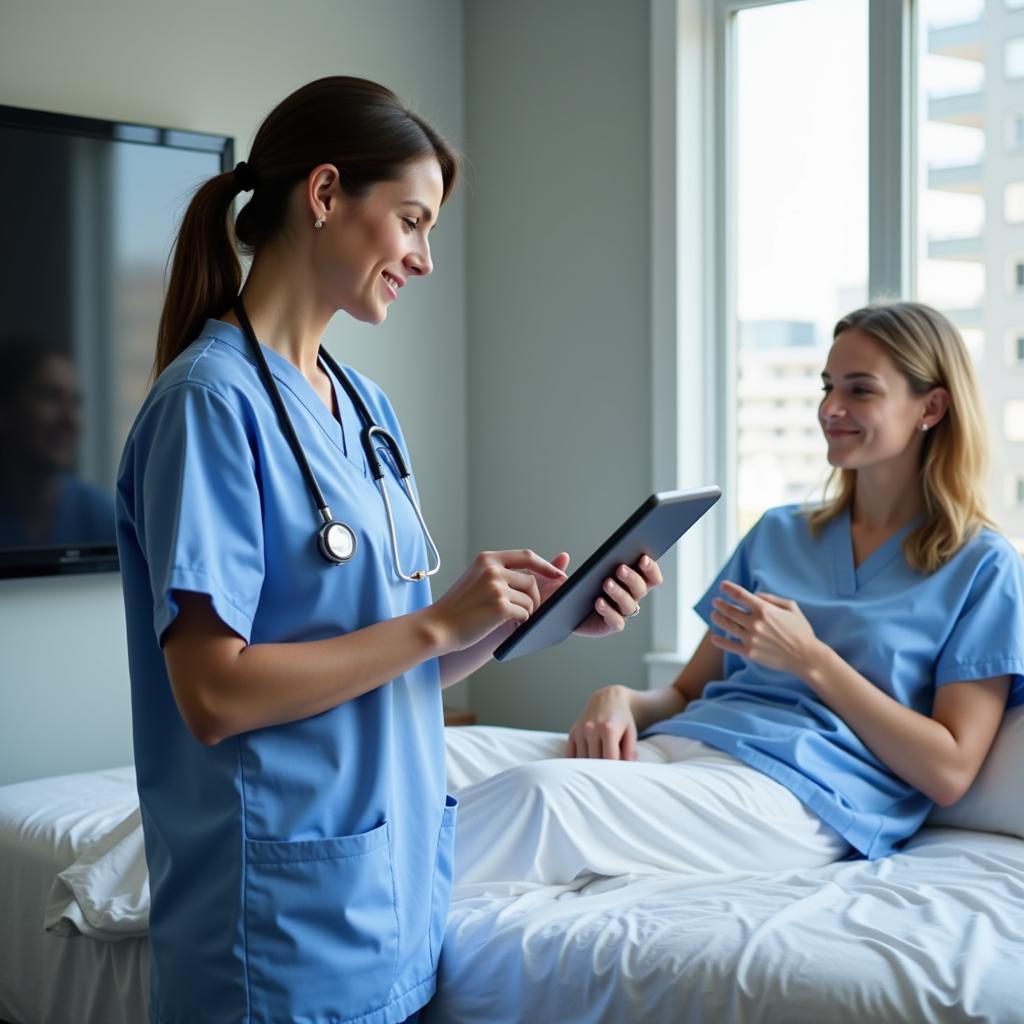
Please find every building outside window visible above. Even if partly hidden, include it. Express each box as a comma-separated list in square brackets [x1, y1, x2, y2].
[1007, 37, 1024, 76]
[722, 0, 1024, 553]
[1008, 113, 1024, 148]
[1007, 183, 1024, 221]
[920, 0, 1024, 549]
[1006, 400, 1024, 441]
[732, 0, 866, 536]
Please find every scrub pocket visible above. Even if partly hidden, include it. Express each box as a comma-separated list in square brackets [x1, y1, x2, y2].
[244, 820, 398, 1024]
[427, 795, 458, 966]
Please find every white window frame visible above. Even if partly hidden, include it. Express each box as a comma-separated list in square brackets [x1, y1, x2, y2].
[646, 0, 913, 687]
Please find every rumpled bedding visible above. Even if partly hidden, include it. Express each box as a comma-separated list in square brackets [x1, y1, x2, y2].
[44, 805, 148, 940]
[0, 766, 148, 1024]
[6, 744, 1024, 1024]
[423, 828, 1024, 1023]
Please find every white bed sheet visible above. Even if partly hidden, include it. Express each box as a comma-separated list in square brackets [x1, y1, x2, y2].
[0, 766, 147, 1024]
[4, 759, 1024, 1024]
[424, 827, 1024, 1024]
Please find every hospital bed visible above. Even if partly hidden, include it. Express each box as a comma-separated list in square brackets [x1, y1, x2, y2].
[1, 715, 1022, 1024]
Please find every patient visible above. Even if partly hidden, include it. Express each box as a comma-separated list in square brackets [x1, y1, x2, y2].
[447, 302, 1024, 887]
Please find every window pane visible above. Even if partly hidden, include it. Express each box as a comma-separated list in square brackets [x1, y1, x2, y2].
[1008, 38, 1024, 77]
[1007, 113, 1024, 148]
[1007, 400, 1024, 441]
[733, 0, 868, 536]
[1007, 182, 1024, 220]
[917, 0, 1024, 536]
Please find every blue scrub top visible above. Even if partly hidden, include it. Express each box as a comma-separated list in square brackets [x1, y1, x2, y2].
[643, 504, 1024, 860]
[116, 319, 453, 1024]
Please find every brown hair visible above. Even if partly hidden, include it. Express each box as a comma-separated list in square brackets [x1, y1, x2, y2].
[807, 302, 993, 573]
[154, 76, 459, 378]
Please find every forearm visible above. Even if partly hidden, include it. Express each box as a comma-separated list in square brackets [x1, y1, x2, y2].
[802, 643, 964, 805]
[626, 684, 689, 733]
[194, 609, 447, 744]
[437, 621, 516, 688]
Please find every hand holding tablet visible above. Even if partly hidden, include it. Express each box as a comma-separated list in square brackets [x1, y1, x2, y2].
[494, 486, 721, 661]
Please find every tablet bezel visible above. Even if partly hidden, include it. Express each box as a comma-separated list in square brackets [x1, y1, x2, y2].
[493, 486, 721, 662]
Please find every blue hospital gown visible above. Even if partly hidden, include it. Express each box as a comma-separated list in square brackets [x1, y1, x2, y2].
[643, 504, 1024, 859]
[116, 319, 453, 1024]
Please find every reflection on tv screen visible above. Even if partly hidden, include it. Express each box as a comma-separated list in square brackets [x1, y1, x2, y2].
[0, 336, 115, 549]
[0, 107, 230, 576]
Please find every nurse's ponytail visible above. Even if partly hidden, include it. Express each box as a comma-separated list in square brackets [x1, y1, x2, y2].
[154, 172, 242, 380]
[154, 77, 459, 379]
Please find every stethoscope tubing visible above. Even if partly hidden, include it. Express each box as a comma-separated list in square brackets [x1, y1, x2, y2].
[231, 297, 440, 579]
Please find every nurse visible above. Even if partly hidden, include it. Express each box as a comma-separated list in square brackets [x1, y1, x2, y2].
[446, 301, 1024, 886]
[115, 77, 660, 1024]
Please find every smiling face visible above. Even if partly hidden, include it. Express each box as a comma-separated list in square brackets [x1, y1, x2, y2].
[311, 156, 444, 325]
[819, 328, 947, 471]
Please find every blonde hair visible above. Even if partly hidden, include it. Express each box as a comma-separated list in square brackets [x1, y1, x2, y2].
[807, 302, 993, 573]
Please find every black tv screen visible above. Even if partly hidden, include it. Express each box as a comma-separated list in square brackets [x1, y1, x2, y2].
[0, 104, 232, 579]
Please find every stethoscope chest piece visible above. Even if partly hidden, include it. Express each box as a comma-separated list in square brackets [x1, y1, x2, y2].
[318, 518, 357, 564]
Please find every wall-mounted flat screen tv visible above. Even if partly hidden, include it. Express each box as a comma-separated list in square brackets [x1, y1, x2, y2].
[0, 104, 233, 580]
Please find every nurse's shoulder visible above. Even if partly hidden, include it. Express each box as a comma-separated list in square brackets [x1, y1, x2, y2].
[155, 324, 260, 403]
[117, 323, 263, 496]
[131, 324, 262, 435]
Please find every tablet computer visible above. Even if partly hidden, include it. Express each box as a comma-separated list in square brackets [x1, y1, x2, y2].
[493, 486, 721, 662]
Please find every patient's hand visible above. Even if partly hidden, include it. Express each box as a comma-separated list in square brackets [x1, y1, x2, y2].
[567, 685, 638, 760]
[708, 581, 820, 676]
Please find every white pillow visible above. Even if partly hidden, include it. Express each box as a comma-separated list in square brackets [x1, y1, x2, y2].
[926, 705, 1024, 840]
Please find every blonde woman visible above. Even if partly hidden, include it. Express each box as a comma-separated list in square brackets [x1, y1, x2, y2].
[446, 303, 1024, 886]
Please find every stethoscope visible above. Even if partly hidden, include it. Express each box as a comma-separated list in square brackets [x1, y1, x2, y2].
[233, 298, 441, 582]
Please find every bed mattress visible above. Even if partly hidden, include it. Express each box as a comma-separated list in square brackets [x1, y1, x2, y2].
[0, 766, 147, 1024]
[4, 766, 1023, 1024]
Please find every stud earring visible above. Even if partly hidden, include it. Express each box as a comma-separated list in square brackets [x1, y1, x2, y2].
[314, 217, 325, 230]
[921, 423, 930, 432]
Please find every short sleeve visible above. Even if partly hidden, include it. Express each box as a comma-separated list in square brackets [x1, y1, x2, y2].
[694, 516, 760, 631]
[934, 542, 1024, 706]
[131, 383, 265, 645]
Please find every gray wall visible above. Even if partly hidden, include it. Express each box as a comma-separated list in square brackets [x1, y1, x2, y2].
[0, 0, 467, 784]
[0, 0, 658, 781]
[463, 0, 654, 730]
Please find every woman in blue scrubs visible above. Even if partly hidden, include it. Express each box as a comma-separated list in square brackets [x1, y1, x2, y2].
[115, 77, 661, 1024]
[446, 302, 1024, 886]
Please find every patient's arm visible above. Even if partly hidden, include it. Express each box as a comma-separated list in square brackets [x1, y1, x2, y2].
[803, 651, 1009, 806]
[567, 630, 722, 759]
[709, 581, 1010, 806]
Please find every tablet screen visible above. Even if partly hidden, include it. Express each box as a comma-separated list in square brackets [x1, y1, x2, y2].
[493, 486, 721, 662]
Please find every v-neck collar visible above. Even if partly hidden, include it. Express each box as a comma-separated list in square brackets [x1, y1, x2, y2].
[200, 318, 369, 478]
[831, 506, 921, 596]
